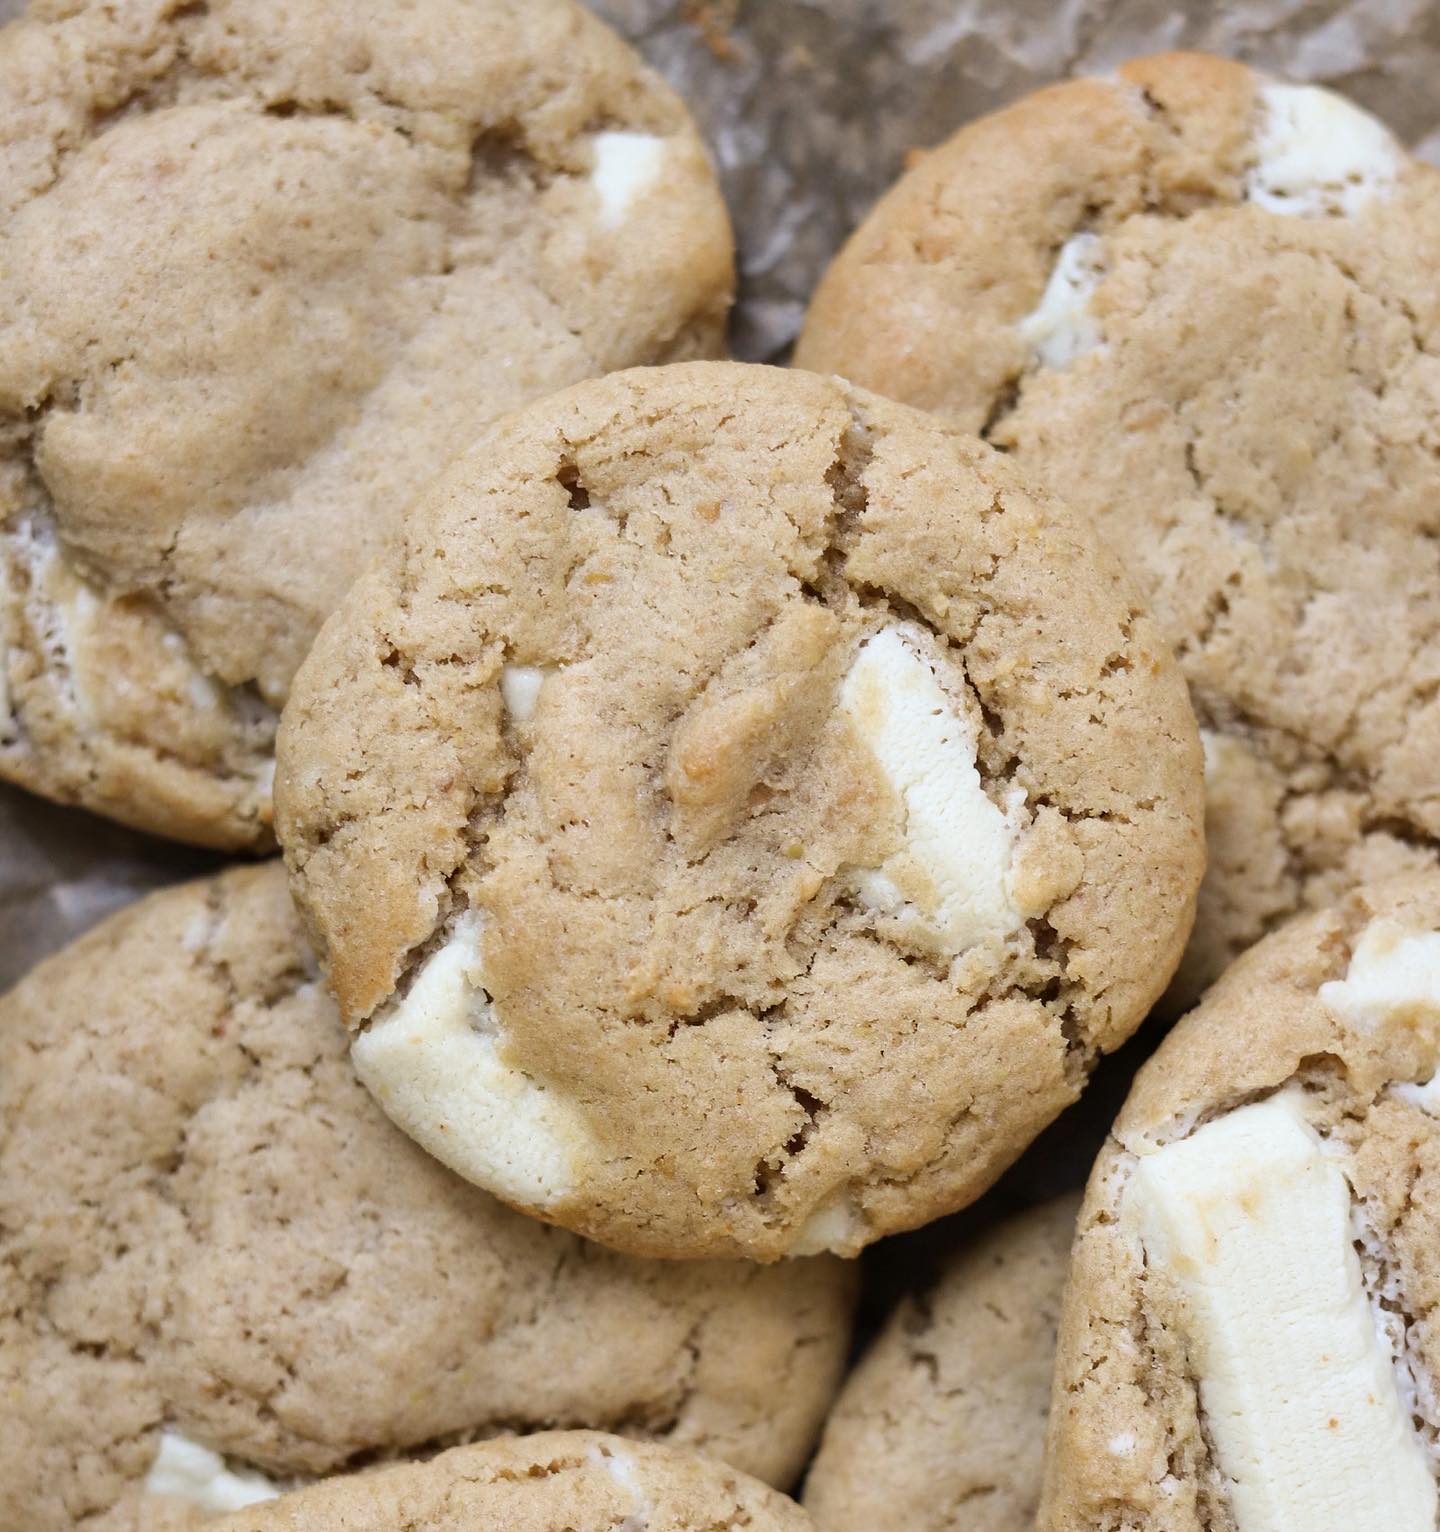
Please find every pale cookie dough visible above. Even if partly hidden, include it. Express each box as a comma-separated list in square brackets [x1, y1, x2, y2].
[1041, 869, 1440, 1531]
[797, 52, 1440, 1000]
[0, 865, 854, 1532]
[275, 360, 1204, 1261]
[0, 0, 732, 849]
[210, 1432, 813, 1532]
[804, 1194, 1080, 1532]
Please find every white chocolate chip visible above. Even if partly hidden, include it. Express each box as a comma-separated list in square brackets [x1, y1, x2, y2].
[789, 1193, 864, 1257]
[1201, 726, 1240, 783]
[1107, 1433, 1136, 1457]
[352, 912, 587, 1208]
[1017, 233, 1105, 369]
[590, 1445, 650, 1532]
[52, 571, 102, 725]
[840, 626, 1024, 957]
[254, 757, 276, 803]
[144, 1431, 283, 1515]
[501, 663, 550, 724]
[1247, 83, 1401, 217]
[1395, 1073, 1440, 1114]
[1126, 1092, 1436, 1532]
[591, 131, 667, 228]
[1319, 917, 1440, 1032]
[0, 638, 11, 743]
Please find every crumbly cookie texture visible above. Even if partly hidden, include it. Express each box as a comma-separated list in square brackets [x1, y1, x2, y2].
[1041, 869, 1440, 1531]
[797, 52, 1440, 1000]
[275, 360, 1204, 1262]
[804, 1193, 1080, 1532]
[209, 1432, 814, 1532]
[0, 0, 732, 849]
[0, 865, 853, 1532]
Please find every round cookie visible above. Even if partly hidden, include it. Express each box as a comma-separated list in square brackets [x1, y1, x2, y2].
[209, 1432, 813, 1531]
[0, 865, 854, 1532]
[798, 53, 1440, 1000]
[804, 1193, 1079, 1532]
[275, 359, 1204, 1261]
[0, 0, 732, 849]
[1041, 869, 1440, 1531]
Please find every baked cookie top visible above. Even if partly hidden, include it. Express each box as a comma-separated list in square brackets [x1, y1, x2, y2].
[798, 52, 1440, 999]
[210, 1432, 813, 1531]
[0, 0, 731, 850]
[804, 1193, 1079, 1532]
[0, 864, 853, 1532]
[1042, 869, 1440, 1531]
[275, 360, 1203, 1261]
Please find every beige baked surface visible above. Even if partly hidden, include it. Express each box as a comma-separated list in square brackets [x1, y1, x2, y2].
[212, 1432, 813, 1531]
[0, 0, 732, 850]
[276, 359, 1203, 1261]
[798, 52, 1440, 1000]
[1040, 868, 1440, 1530]
[804, 1193, 1079, 1532]
[0, 864, 854, 1532]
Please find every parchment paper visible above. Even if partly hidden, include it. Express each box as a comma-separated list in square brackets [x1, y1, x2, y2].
[3, 0, 1438, 1283]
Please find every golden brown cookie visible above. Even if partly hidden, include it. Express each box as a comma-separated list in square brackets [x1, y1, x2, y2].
[210, 1433, 813, 1532]
[798, 53, 1440, 1000]
[804, 1194, 1079, 1532]
[1041, 869, 1440, 1531]
[0, 865, 853, 1532]
[275, 360, 1204, 1261]
[0, 0, 731, 849]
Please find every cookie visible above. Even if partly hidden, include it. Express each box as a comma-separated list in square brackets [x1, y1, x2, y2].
[798, 53, 1440, 1000]
[0, 865, 854, 1532]
[1040, 868, 1440, 1531]
[804, 1194, 1079, 1532]
[210, 1432, 812, 1531]
[274, 359, 1204, 1261]
[0, 0, 732, 850]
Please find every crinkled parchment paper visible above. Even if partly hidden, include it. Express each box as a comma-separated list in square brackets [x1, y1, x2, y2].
[3, 0, 1438, 1238]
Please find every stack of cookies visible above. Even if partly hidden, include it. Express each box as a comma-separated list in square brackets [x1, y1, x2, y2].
[2, 6, 1437, 1529]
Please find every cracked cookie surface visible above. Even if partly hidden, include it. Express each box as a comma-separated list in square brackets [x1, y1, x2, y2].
[275, 360, 1204, 1261]
[798, 52, 1440, 1002]
[0, 0, 732, 849]
[803, 1193, 1079, 1532]
[0, 864, 853, 1532]
[210, 1432, 813, 1531]
[1041, 869, 1440, 1532]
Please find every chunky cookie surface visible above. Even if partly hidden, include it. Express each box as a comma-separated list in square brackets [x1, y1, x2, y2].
[210, 1432, 813, 1532]
[1043, 870, 1440, 1531]
[0, 865, 852, 1532]
[276, 360, 1203, 1260]
[0, 0, 731, 847]
[799, 52, 1440, 998]
[804, 1194, 1079, 1532]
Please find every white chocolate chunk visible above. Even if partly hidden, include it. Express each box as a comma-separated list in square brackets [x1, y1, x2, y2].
[1319, 917, 1440, 1032]
[501, 663, 550, 724]
[591, 131, 667, 228]
[144, 1431, 282, 1514]
[353, 912, 586, 1207]
[1127, 1093, 1436, 1532]
[1247, 83, 1401, 217]
[1017, 233, 1105, 368]
[840, 626, 1023, 956]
